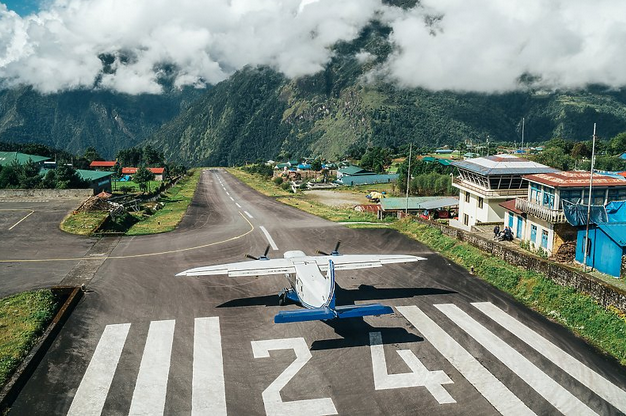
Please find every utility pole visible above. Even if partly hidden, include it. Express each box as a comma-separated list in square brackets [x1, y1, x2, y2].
[405, 143, 412, 216]
[521, 117, 525, 151]
[583, 123, 597, 272]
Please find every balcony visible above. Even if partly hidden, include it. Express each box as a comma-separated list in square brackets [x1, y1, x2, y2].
[515, 198, 566, 224]
[452, 177, 527, 198]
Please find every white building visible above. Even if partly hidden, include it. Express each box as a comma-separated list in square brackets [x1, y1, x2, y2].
[502, 171, 626, 255]
[450, 154, 556, 231]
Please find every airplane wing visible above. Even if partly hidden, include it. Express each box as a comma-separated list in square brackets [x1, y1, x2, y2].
[176, 258, 295, 277]
[314, 254, 425, 271]
[177, 254, 425, 277]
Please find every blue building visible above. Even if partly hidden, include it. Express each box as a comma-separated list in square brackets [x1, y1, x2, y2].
[574, 201, 626, 278]
[575, 223, 626, 277]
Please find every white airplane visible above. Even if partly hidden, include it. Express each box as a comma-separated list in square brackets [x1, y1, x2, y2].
[177, 242, 425, 323]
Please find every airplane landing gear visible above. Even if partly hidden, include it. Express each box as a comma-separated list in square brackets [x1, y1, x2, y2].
[278, 290, 287, 306]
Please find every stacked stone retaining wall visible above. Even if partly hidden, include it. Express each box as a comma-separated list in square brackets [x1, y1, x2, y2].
[416, 217, 626, 313]
[0, 189, 93, 199]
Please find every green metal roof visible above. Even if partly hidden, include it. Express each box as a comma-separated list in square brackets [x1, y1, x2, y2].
[381, 196, 459, 210]
[77, 169, 113, 181]
[0, 152, 50, 166]
[338, 165, 371, 175]
[338, 173, 398, 186]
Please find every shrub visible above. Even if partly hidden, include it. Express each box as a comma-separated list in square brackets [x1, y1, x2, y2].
[273, 177, 283, 186]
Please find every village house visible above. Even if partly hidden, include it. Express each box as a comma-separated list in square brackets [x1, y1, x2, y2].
[505, 171, 626, 256]
[450, 155, 556, 231]
[122, 167, 165, 181]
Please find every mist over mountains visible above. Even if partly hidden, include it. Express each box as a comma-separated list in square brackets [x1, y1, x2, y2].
[2, 0, 626, 164]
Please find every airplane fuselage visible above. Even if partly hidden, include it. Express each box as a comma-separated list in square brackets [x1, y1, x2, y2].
[283, 250, 334, 309]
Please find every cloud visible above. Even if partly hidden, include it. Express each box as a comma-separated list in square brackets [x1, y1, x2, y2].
[1, 0, 626, 94]
[379, 0, 626, 92]
[0, 0, 382, 93]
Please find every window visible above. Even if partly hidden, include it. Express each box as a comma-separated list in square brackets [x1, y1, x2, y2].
[530, 183, 541, 204]
[530, 225, 537, 243]
[478, 197, 484, 209]
[560, 189, 583, 208]
[592, 189, 606, 205]
[541, 230, 549, 249]
[608, 188, 626, 202]
[463, 214, 469, 226]
[465, 191, 470, 203]
[542, 188, 555, 209]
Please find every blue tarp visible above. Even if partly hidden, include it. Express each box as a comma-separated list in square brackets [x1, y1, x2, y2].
[606, 200, 626, 222]
[562, 201, 607, 226]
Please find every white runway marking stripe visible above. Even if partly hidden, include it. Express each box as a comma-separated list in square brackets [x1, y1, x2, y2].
[192, 317, 226, 416]
[128, 320, 176, 416]
[8, 210, 34, 230]
[472, 302, 626, 413]
[244, 211, 253, 219]
[67, 323, 130, 416]
[235, 203, 242, 208]
[229, 196, 234, 201]
[397, 306, 534, 416]
[435, 304, 597, 416]
[260, 226, 279, 250]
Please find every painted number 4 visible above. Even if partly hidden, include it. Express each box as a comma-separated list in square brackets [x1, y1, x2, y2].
[369, 332, 455, 404]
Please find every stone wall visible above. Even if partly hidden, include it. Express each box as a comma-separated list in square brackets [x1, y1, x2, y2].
[416, 217, 626, 313]
[0, 189, 93, 199]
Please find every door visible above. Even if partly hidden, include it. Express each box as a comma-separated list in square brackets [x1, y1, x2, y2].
[516, 216, 523, 238]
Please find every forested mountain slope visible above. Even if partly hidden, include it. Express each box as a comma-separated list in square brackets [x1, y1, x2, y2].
[146, 21, 626, 166]
[0, 86, 201, 159]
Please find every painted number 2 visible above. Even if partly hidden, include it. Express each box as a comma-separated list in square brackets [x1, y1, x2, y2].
[369, 332, 455, 404]
[251, 337, 338, 416]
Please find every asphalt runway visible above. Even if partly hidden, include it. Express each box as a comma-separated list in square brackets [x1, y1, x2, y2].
[6, 169, 626, 415]
[0, 198, 97, 297]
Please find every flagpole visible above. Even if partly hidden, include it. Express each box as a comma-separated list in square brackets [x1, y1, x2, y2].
[583, 123, 596, 272]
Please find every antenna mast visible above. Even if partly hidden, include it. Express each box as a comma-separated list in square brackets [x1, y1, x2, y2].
[583, 123, 597, 272]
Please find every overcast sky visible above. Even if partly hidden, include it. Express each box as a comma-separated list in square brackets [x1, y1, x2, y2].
[1, 0, 625, 94]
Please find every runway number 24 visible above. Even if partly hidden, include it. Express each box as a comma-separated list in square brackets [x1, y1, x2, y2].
[251, 334, 455, 416]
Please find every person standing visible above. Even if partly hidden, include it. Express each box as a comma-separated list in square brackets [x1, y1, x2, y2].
[493, 224, 500, 239]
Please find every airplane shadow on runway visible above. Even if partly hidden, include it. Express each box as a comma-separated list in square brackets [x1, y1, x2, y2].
[217, 284, 455, 351]
[217, 284, 455, 309]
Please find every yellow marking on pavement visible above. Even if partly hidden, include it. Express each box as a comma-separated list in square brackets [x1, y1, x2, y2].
[0, 212, 254, 263]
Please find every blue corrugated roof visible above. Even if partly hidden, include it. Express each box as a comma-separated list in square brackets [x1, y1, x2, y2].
[597, 222, 626, 246]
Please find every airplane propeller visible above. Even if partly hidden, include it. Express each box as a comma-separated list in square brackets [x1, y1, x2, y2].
[317, 241, 341, 256]
[246, 245, 271, 261]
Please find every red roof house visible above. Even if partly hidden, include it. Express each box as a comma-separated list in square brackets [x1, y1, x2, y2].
[122, 167, 165, 180]
[90, 161, 116, 169]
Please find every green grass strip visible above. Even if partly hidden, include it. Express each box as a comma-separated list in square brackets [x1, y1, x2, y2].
[125, 169, 201, 235]
[0, 290, 58, 388]
[60, 211, 108, 235]
[393, 219, 626, 366]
